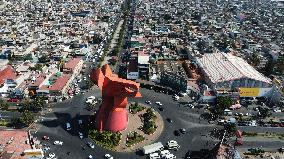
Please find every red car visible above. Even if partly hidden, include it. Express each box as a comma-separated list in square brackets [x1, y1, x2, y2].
[7, 98, 19, 103]
[235, 140, 243, 146]
[42, 136, 50, 140]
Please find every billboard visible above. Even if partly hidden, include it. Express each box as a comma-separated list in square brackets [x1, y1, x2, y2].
[239, 88, 260, 97]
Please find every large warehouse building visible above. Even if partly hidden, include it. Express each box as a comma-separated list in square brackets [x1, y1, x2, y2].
[196, 52, 273, 97]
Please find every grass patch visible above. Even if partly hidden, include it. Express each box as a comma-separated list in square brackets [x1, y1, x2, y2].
[126, 131, 145, 147]
[89, 129, 122, 149]
[0, 119, 8, 126]
[129, 103, 145, 114]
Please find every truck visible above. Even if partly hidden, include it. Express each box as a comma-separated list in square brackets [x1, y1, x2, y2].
[142, 142, 164, 155]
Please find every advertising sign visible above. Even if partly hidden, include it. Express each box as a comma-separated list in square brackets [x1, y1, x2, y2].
[239, 88, 260, 97]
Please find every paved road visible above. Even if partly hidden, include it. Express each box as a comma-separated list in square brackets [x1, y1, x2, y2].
[33, 86, 220, 159]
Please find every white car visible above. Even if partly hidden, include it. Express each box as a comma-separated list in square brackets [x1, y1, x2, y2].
[274, 109, 282, 113]
[155, 102, 162, 106]
[105, 154, 114, 159]
[48, 153, 56, 158]
[88, 142, 95, 148]
[88, 155, 93, 159]
[87, 96, 96, 100]
[79, 132, 83, 139]
[160, 150, 170, 157]
[53, 141, 63, 145]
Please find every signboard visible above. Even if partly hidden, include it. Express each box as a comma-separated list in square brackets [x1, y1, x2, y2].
[127, 72, 139, 80]
[24, 149, 44, 158]
[239, 88, 260, 97]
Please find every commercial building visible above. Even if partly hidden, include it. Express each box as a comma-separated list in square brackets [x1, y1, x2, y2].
[196, 52, 273, 98]
[158, 61, 188, 93]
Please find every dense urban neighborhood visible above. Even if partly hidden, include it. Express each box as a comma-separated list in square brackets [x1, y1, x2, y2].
[1, 0, 284, 159]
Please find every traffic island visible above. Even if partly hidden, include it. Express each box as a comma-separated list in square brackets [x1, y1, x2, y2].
[114, 103, 164, 152]
[88, 103, 164, 152]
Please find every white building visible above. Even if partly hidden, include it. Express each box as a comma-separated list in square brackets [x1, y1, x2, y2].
[196, 52, 273, 97]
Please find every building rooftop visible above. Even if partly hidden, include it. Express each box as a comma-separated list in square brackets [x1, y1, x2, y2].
[48, 74, 70, 91]
[0, 130, 31, 159]
[196, 52, 271, 84]
[63, 58, 81, 70]
[0, 66, 17, 85]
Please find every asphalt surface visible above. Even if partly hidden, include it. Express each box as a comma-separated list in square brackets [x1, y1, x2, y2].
[33, 87, 221, 159]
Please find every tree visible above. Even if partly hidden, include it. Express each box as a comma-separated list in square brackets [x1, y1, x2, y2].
[262, 58, 275, 76]
[38, 55, 50, 63]
[258, 107, 271, 118]
[10, 115, 22, 128]
[224, 123, 237, 136]
[0, 99, 9, 110]
[251, 52, 260, 66]
[20, 111, 35, 125]
[276, 56, 284, 74]
[24, 53, 33, 61]
[213, 96, 233, 116]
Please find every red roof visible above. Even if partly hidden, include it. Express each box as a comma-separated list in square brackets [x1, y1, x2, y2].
[0, 65, 17, 85]
[30, 74, 47, 87]
[0, 130, 31, 158]
[49, 74, 70, 91]
[64, 58, 81, 70]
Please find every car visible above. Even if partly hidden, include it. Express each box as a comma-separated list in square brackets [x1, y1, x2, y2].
[155, 102, 162, 106]
[158, 107, 164, 111]
[83, 77, 87, 80]
[88, 142, 95, 148]
[66, 122, 71, 130]
[42, 136, 50, 140]
[43, 146, 50, 152]
[174, 130, 180, 136]
[145, 100, 152, 104]
[78, 119, 83, 125]
[53, 141, 63, 145]
[79, 132, 83, 139]
[105, 154, 113, 159]
[166, 118, 173, 123]
[234, 140, 243, 146]
[274, 109, 282, 113]
[180, 128, 186, 134]
[49, 153, 56, 158]
[88, 155, 93, 159]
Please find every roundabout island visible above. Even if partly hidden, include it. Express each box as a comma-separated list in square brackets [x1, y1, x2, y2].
[89, 64, 164, 152]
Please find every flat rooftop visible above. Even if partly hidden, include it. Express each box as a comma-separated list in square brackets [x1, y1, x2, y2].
[196, 52, 271, 84]
[0, 130, 31, 159]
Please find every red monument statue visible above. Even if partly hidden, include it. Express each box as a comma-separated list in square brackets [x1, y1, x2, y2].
[90, 64, 142, 132]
